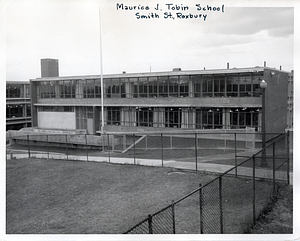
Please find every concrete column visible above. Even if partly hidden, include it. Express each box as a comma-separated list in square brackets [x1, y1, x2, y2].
[188, 108, 196, 129]
[153, 108, 159, 127]
[159, 107, 165, 127]
[181, 108, 189, 128]
[189, 79, 194, 97]
[94, 107, 100, 133]
[258, 111, 262, 132]
[131, 108, 136, 126]
[223, 108, 230, 129]
[75, 81, 83, 98]
[55, 84, 60, 98]
[125, 82, 134, 98]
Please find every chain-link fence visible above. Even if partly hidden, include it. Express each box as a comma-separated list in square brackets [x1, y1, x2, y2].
[6, 130, 291, 234]
[123, 131, 291, 234]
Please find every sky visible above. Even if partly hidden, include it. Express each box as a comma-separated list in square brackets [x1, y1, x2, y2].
[1, 0, 296, 81]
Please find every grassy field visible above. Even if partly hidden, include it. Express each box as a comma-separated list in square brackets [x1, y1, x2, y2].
[7, 158, 276, 234]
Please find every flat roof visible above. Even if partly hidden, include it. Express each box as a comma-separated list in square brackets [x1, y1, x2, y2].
[6, 80, 30, 85]
[30, 66, 291, 82]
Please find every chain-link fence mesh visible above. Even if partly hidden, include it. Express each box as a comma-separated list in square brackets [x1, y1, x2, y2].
[124, 217, 150, 234]
[200, 178, 222, 234]
[6, 131, 291, 234]
[173, 191, 200, 234]
[151, 205, 174, 234]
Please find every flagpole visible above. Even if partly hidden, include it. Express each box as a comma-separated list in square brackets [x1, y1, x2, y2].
[99, 8, 104, 134]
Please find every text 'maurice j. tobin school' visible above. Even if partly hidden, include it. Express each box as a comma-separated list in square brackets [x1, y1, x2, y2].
[29, 59, 293, 137]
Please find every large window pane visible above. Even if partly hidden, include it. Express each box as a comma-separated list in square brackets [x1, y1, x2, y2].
[179, 75, 189, 97]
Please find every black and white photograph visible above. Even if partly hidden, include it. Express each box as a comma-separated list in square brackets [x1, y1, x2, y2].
[1, 0, 298, 240]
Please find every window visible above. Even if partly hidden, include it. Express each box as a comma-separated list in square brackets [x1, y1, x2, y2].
[196, 108, 223, 129]
[202, 76, 213, 97]
[239, 75, 252, 97]
[158, 76, 169, 97]
[136, 107, 153, 127]
[95, 79, 102, 98]
[230, 108, 259, 130]
[213, 76, 226, 97]
[192, 75, 202, 97]
[84, 79, 95, 98]
[38, 106, 74, 112]
[6, 105, 23, 118]
[107, 107, 121, 125]
[179, 76, 189, 97]
[111, 78, 120, 97]
[131, 78, 139, 98]
[165, 107, 181, 128]
[148, 77, 158, 98]
[76, 106, 92, 129]
[226, 75, 239, 97]
[38, 82, 56, 98]
[59, 80, 76, 98]
[138, 77, 148, 98]
[253, 76, 263, 97]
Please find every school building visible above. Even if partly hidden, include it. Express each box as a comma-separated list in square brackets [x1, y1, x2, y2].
[29, 60, 293, 135]
[6, 81, 31, 131]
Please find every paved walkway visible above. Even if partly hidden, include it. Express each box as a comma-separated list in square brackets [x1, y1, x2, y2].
[6, 149, 293, 185]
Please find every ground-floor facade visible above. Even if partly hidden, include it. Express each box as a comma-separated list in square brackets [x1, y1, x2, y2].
[36, 105, 262, 134]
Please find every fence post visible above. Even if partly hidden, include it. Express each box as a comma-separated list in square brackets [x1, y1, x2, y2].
[172, 200, 176, 234]
[252, 155, 256, 226]
[27, 135, 30, 158]
[66, 135, 68, 161]
[273, 142, 276, 197]
[234, 133, 237, 177]
[123, 134, 126, 151]
[148, 214, 153, 234]
[108, 134, 111, 163]
[219, 177, 224, 234]
[133, 134, 136, 165]
[199, 183, 203, 234]
[47, 135, 49, 160]
[111, 134, 115, 152]
[85, 134, 88, 161]
[195, 133, 198, 173]
[286, 131, 290, 185]
[161, 133, 164, 167]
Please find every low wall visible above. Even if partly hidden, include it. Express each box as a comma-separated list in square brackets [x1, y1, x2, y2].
[103, 126, 260, 142]
[6, 128, 118, 149]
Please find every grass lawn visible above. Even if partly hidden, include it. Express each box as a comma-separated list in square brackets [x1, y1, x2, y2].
[7, 158, 275, 234]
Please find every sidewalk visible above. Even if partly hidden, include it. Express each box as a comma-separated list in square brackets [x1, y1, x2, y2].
[7, 149, 293, 185]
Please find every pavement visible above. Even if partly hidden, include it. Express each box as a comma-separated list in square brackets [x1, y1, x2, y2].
[6, 147, 293, 185]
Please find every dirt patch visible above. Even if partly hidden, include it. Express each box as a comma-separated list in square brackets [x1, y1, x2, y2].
[247, 184, 293, 234]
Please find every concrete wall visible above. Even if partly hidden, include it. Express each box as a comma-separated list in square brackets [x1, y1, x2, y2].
[264, 69, 289, 133]
[38, 112, 76, 130]
[37, 96, 262, 108]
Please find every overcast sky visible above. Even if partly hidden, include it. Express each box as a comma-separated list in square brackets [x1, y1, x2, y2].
[1, 0, 296, 81]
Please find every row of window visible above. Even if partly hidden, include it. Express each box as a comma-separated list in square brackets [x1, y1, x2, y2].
[38, 106, 74, 112]
[38, 106, 260, 130]
[6, 104, 31, 118]
[37, 73, 264, 99]
[106, 107, 260, 130]
[6, 84, 31, 98]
